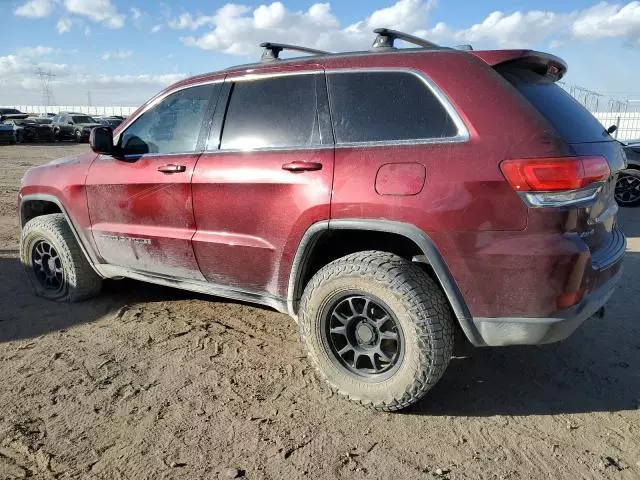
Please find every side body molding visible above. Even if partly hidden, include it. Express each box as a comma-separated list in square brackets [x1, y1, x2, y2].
[287, 218, 483, 346]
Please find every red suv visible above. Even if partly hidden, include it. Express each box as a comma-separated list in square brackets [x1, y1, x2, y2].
[18, 30, 626, 411]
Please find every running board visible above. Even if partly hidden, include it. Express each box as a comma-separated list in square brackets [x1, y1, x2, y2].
[99, 264, 289, 314]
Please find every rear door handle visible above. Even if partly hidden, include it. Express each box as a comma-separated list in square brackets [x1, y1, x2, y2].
[282, 161, 323, 172]
[158, 164, 186, 174]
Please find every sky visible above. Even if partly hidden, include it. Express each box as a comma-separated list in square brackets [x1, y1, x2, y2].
[1, 0, 640, 106]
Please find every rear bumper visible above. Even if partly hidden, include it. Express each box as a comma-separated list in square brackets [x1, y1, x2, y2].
[470, 265, 623, 346]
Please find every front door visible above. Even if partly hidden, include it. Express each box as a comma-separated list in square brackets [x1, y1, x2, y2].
[86, 82, 222, 279]
[191, 67, 334, 297]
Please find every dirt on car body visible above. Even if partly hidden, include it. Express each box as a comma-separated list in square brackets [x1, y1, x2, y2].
[0, 144, 639, 479]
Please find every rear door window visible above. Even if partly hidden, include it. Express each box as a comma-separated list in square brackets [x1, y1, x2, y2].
[327, 71, 458, 143]
[219, 74, 322, 150]
[498, 67, 610, 144]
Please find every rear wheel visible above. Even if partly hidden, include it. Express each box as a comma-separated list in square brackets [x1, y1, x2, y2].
[615, 169, 640, 207]
[20, 214, 102, 302]
[75, 130, 83, 143]
[299, 251, 454, 411]
[15, 131, 23, 144]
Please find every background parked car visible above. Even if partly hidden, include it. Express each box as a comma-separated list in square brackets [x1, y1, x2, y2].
[615, 140, 640, 207]
[3, 117, 55, 143]
[94, 116, 124, 129]
[52, 112, 101, 142]
[1, 109, 28, 144]
[0, 122, 16, 144]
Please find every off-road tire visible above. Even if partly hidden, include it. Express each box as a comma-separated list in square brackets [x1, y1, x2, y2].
[299, 251, 455, 411]
[20, 214, 102, 302]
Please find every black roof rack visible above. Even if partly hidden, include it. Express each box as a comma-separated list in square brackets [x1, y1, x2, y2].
[260, 42, 330, 62]
[371, 28, 440, 51]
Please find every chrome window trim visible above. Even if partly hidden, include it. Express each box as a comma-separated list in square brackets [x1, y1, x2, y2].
[113, 77, 225, 146]
[325, 67, 470, 147]
[202, 144, 334, 155]
[225, 69, 323, 83]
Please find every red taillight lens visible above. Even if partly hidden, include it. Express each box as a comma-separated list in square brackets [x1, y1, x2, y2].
[500, 156, 610, 192]
[556, 291, 584, 309]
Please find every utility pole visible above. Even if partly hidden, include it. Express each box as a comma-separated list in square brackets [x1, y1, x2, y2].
[87, 91, 92, 107]
[35, 68, 56, 106]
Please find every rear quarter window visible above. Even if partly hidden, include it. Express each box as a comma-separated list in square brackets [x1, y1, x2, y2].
[327, 70, 458, 144]
[498, 67, 610, 144]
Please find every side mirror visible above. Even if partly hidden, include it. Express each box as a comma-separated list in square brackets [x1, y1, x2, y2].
[90, 126, 114, 155]
[607, 125, 617, 135]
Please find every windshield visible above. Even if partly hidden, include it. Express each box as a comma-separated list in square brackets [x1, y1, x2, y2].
[72, 115, 95, 123]
[498, 67, 610, 144]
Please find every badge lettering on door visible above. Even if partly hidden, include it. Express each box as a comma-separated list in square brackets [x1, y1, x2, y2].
[98, 234, 151, 245]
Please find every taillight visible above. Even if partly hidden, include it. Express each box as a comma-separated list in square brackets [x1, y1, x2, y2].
[500, 156, 610, 207]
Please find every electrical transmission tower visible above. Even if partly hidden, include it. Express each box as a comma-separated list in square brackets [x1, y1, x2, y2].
[35, 68, 56, 106]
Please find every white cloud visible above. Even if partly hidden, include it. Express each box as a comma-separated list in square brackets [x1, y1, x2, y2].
[0, 51, 186, 105]
[151, 23, 163, 33]
[63, 0, 124, 28]
[14, 0, 56, 18]
[427, 10, 567, 48]
[0, 54, 68, 78]
[56, 17, 72, 34]
[181, 0, 435, 55]
[131, 7, 142, 21]
[101, 49, 134, 61]
[168, 12, 216, 30]
[17, 46, 61, 57]
[572, 1, 640, 41]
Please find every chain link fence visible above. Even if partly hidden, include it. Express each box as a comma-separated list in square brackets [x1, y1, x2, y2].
[560, 83, 640, 141]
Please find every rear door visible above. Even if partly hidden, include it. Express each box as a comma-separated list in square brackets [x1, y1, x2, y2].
[191, 66, 334, 297]
[86, 82, 222, 279]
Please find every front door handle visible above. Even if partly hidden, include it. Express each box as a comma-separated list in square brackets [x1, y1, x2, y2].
[158, 164, 186, 174]
[282, 161, 323, 172]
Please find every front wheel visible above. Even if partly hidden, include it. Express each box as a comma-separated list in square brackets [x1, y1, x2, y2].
[299, 251, 454, 411]
[20, 214, 102, 302]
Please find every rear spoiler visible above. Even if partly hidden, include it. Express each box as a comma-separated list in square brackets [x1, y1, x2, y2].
[0, 113, 30, 122]
[470, 50, 568, 81]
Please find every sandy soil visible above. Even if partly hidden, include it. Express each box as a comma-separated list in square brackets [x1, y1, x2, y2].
[0, 143, 638, 480]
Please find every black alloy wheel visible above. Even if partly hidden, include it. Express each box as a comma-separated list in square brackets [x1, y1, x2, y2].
[323, 293, 404, 379]
[615, 170, 640, 207]
[31, 239, 64, 293]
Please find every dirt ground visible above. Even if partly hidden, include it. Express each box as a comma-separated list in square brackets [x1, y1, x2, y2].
[0, 143, 638, 480]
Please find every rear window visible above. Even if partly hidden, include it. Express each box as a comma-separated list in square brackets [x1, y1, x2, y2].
[499, 67, 609, 143]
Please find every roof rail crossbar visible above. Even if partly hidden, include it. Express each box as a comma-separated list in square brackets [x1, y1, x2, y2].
[260, 42, 329, 62]
[371, 28, 440, 51]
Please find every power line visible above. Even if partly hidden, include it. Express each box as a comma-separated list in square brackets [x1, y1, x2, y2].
[35, 68, 56, 107]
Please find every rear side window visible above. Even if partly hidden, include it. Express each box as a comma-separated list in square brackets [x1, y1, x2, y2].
[220, 74, 321, 150]
[327, 71, 457, 143]
[499, 67, 609, 144]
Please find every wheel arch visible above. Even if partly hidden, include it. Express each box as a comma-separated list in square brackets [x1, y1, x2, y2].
[287, 219, 483, 345]
[20, 194, 104, 278]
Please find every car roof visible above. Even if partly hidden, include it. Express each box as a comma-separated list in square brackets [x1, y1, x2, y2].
[166, 46, 566, 94]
